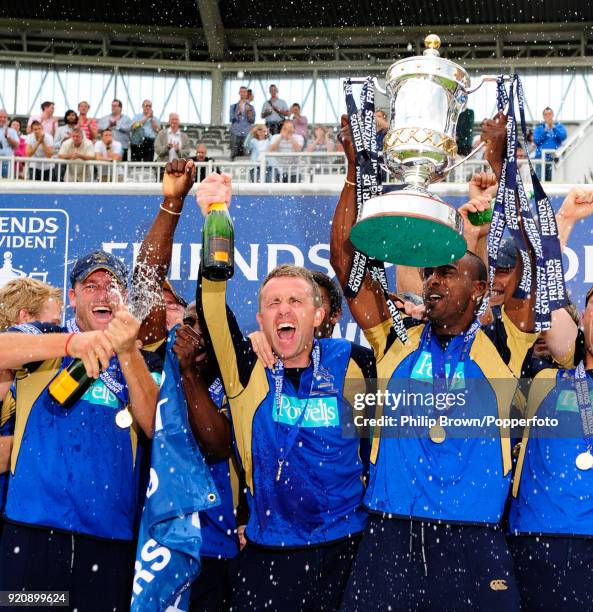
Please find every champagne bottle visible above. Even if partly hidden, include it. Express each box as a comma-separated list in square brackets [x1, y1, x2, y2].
[48, 359, 93, 408]
[202, 202, 234, 280]
[468, 199, 494, 226]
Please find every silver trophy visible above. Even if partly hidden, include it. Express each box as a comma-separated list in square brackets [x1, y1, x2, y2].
[349, 34, 492, 267]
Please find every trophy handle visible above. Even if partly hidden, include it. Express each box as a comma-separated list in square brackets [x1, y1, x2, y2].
[373, 77, 387, 96]
[438, 93, 512, 178]
[466, 74, 511, 95]
[438, 141, 486, 178]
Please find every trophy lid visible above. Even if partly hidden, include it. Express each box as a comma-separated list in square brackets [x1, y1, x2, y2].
[385, 34, 470, 91]
[423, 34, 441, 56]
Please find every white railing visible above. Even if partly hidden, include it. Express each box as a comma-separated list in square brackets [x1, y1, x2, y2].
[0, 152, 557, 185]
[0, 153, 347, 185]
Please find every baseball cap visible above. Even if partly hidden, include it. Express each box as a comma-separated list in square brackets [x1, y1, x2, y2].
[495, 237, 518, 269]
[163, 278, 188, 308]
[70, 250, 128, 287]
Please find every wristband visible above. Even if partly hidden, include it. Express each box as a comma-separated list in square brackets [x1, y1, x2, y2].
[160, 204, 182, 216]
[64, 332, 76, 357]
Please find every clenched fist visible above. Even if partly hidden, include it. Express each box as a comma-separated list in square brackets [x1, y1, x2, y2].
[196, 173, 232, 216]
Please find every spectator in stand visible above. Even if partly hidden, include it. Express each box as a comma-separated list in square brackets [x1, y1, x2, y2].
[526, 128, 536, 157]
[244, 124, 271, 182]
[54, 110, 79, 153]
[229, 86, 255, 160]
[534, 107, 567, 181]
[25, 120, 54, 181]
[95, 128, 123, 182]
[97, 99, 132, 161]
[27, 101, 57, 137]
[261, 84, 289, 135]
[77, 101, 98, 142]
[375, 109, 388, 151]
[268, 119, 304, 183]
[247, 89, 254, 104]
[154, 113, 192, 163]
[290, 103, 308, 143]
[191, 143, 213, 182]
[9, 119, 26, 179]
[0, 109, 19, 178]
[130, 99, 160, 162]
[58, 127, 95, 182]
[306, 125, 335, 153]
[9, 120, 25, 156]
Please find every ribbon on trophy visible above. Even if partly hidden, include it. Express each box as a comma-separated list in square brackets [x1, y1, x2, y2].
[343, 77, 408, 343]
[488, 74, 567, 332]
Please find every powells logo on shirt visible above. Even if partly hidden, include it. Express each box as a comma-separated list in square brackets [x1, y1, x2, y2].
[82, 372, 162, 410]
[555, 389, 590, 413]
[82, 379, 119, 408]
[274, 394, 340, 428]
[411, 351, 465, 389]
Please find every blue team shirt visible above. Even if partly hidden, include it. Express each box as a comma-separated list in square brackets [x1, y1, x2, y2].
[510, 368, 593, 537]
[363, 309, 535, 525]
[4, 321, 161, 540]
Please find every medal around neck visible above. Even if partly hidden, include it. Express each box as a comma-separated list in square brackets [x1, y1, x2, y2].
[576, 451, 593, 471]
[429, 424, 446, 444]
[116, 407, 133, 429]
[349, 34, 504, 267]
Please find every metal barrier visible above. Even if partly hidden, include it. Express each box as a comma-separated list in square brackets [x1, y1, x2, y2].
[0, 152, 555, 185]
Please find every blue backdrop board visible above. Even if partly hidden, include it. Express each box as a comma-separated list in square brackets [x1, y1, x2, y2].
[0, 187, 589, 345]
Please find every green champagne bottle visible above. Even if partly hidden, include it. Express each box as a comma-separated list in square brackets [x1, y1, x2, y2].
[468, 199, 494, 226]
[48, 359, 93, 407]
[202, 202, 234, 281]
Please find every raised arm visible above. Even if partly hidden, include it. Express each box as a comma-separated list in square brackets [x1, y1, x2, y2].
[195, 173, 258, 399]
[329, 115, 391, 331]
[173, 324, 231, 458]
[480, 112, 507, 181]
[136, 158, 196, 345]
[106, 306, 158, 438]
[556, 187, 593, 251]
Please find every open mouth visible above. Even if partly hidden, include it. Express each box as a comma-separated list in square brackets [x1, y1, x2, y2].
[92, 305, 113, 322]
[424, 293, 443, 307]
[276, 322, 296, 341]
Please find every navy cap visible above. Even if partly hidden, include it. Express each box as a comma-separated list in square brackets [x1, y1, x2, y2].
[70, 250, 128, 287]
[163, 278, 188, 308]
[495, 237, 518, 269]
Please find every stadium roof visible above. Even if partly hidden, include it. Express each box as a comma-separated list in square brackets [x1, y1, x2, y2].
[2, 0, 593, 29]
[1, 0, 592, 69]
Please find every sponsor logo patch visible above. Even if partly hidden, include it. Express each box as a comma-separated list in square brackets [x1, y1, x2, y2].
[411, 351, 465, 389]
[273, 394, 339, 427]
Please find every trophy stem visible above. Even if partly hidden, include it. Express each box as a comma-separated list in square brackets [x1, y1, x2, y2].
[402, 167, 431, 186]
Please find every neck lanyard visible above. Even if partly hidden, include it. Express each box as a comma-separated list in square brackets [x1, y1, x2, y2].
[574, 362, 593, 470]
[65, 318, 129, 406]
[273, 341, 320, 483]
[423, 319, 480, 398]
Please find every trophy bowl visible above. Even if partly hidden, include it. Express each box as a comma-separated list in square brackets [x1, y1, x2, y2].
[349, 34, 473, 267]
